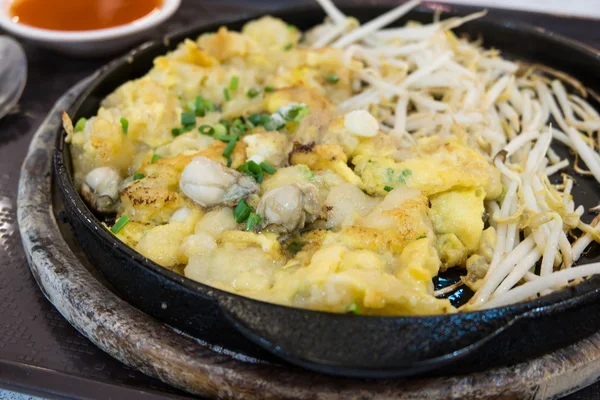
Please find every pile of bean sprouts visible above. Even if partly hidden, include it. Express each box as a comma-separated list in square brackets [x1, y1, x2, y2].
[311, 0, 600, 310]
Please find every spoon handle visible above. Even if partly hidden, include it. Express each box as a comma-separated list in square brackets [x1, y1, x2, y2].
[0, 36, 27, 120]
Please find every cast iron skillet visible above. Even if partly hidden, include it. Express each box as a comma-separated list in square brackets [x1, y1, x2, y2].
[54, 4, 600, 378]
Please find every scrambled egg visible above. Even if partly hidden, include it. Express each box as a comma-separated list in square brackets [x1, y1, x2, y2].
[67, 16, 502, 316]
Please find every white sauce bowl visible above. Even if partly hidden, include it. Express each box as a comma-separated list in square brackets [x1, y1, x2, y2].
[0, 0, 180, 57]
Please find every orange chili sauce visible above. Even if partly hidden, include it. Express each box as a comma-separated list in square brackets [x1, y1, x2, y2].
[9, 0, 162, 31]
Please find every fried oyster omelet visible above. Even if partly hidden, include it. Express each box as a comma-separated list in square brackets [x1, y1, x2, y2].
[65, 16, 501, 316]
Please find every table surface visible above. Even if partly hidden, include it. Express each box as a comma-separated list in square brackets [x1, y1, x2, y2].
[1, 1, 600, 399]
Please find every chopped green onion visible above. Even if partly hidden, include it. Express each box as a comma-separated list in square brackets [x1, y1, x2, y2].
[213, 123, 227, 136]
[223, 88, 231, 101]
[247, 87, 260, 98]
[181, 112, 196, 127]
[230, 123, 246, 136]
[111, 215, 130, 234]
[326, 74, 340, 84]
[120, 117, 129, 134]
[245, 212, 262, 231]
[229, 118, 247, 135]
[345, 302, 361, 315]
[264, 115, 286, 131]
[248, 113, 270, 126]
[199, 125, 214, 135]
[416, 235, 428, 240]
[280, 104, 309, 122]
[151, 154, 162, 163]
[237, 160, 264, 183]
[74, 118, 87, 132]
[286, 24, 296, 31]
[194, 96, 206, 117]
[171, 127, 182, 137]
[222, 135, 239, 159]
[230, 76, 239, 91]
[203, 99, 215, 112]
[182, 124, 195, 133]
[185, 99, 196, 112]
[195, 95, 204, 109]
[283, 43, 293, 51]
[260, 161, 276, 175]
[214, 133, 237, 142]
[384, 186, 393, 192]
[233, 199, 252, 223]
[133, 172, 145, 180]
[264, 85, 275, 92]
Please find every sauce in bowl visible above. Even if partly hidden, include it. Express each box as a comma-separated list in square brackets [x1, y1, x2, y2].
[9, 0, 162, 31]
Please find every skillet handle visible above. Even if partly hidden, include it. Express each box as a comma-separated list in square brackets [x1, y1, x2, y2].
[217, 295, 524, 378]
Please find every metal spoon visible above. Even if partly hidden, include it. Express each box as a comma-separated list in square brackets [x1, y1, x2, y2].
[0, 36, 27, 120]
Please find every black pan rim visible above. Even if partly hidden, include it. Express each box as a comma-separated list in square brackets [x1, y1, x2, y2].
[54, 2, 600, 324]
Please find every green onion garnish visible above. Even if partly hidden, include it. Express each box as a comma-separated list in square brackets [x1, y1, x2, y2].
[247, 87, 260, 98]
[230, 76, 239, 91]
[248, 113, 270, 126]
[245, 212, 262, 231]
[223, 88, 231, 101]
[264, 85, 275, 92]
[181, 112, 196, 127]
[283, 43, 293, 51]
[151, 154, 162, 163]
[326, 74, 340, 84]
[264, 115, 286, 131]
[120, 117, 129, 134]
[384, 186, 393, 192]
[233, 199, 252, 223]
[214, 133, 237, 142]
[259, 161, 276, 175]
[186, 99, 196, 113]
[171, 128, 182, 137]
[182, 124, 195, 133]
[213, 123, 227, 136]
[230, 121, 246, 136]
[232, 118, 247, 130]
[223, 135, 239, 166]
[345, 302, 361, 315]
[194, 96, 205, 117]
[281, 104, 308, 122]
[75, 118, 87, 132]
[203, 99, 215, 112]
[237, 160, 264, 183]
[416, 235, 427, 240]
[111, 215, 130, 234]
[199, 125, 214, 135]
[133, 172, 145, 180]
